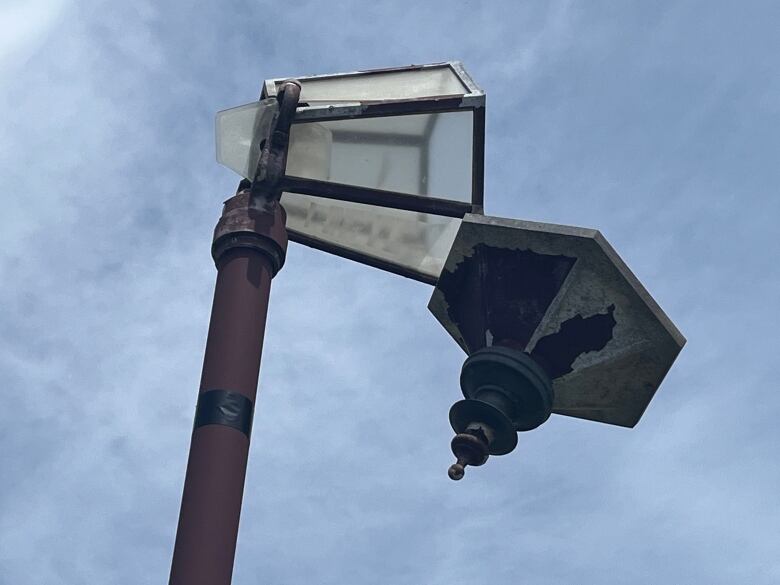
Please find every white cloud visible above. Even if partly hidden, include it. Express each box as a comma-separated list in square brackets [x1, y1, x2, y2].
[0, 0, 68, 72]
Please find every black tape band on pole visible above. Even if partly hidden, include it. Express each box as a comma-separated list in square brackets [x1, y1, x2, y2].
[194, 389, 254, 439]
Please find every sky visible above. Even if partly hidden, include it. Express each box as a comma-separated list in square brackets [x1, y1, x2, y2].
[1, 1, 779, 583]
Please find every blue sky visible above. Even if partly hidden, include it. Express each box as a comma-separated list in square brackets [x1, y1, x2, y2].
[1, 1, 778, 583]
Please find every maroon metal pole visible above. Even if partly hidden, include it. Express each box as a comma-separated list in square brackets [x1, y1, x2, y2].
[169, 190, 287, 585]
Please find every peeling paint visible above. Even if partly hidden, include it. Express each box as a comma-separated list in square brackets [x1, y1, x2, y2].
[434, 243, 576, 354]
[531, 305, 616, 379]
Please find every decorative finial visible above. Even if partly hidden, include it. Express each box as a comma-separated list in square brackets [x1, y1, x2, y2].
[448, 428, 490, 481]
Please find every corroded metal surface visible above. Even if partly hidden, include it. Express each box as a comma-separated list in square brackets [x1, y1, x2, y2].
[251, 81, 302, 203]
[212, 190, 288, 275]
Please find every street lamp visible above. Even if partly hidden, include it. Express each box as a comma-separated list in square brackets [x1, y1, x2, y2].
[169, 61, 684, 585]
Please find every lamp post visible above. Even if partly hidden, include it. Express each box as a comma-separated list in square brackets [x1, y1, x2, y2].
[168, 61, 684, 583]
[168, 82, 299, 585]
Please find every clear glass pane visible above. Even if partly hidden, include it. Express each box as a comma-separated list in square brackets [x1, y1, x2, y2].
[287, 111, 473, 202]
[281, 192, 461, 279]
[283, 66, 468, 104]
[215, 98, 278, 179]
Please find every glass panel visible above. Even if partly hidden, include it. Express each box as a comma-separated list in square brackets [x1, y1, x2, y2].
[281, 192, 461, 279]
[215, 99, 278, 179]
[287, 111, 473, 202]
[283, 66, 468, 104]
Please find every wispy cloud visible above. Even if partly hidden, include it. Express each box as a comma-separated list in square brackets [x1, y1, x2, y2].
[0, 0, 68, 72]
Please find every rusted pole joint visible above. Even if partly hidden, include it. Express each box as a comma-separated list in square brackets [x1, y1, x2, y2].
[250, 80, 302, 204]
[211, 80, 299, 273]
[211, 80, 299, 272]
[211, 190, 288, 275]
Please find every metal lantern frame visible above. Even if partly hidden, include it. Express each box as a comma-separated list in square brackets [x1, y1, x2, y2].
[260, 61, 486, 283]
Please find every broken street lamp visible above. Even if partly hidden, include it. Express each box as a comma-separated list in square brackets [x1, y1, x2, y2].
[213, 61, 684, 484]
[429, 214, 686, 479]
[216, 61, 485, 285]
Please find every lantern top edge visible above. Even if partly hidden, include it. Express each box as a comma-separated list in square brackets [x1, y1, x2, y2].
[260, 61, 485, 115]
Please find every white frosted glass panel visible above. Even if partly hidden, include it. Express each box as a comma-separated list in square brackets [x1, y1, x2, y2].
[287, 111, 473, 202]
[426, 112, 473, 201]
[215, 99, 278, 179]
[281, 192, 461, 279]
[286, 66, 468, 104]
[285, 123, 332, 180]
